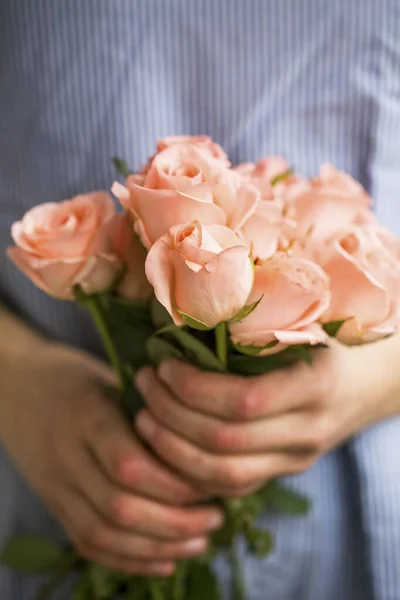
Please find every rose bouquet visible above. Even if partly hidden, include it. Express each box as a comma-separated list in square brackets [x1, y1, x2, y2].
[2, 135, 400, 600]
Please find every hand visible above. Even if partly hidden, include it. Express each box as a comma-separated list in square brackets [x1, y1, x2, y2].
[0, 340, 223, 576]
[135, 340, 387, 498]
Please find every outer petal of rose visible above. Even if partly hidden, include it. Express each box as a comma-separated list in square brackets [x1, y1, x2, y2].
[205, 224, 246, 250]
[289, 193, 369, 241]
[213, 177, 259, 232]
[124, 184, 227, 246]
[240, 207, 283, 260]
[172, 246, 253, 327]
[156, 135, 230, 164]
[336, 311, 398, 345]
[74, 254, 121, 296]
[145, 236, 182, 325]
[7, 246, 84, 299]
[274, 324, 328, 345]
[111, 181, 131, 209]
[321, 241, 391, 326]
[108, 214, 152, 300]
[319, 164, 371, 205]
[243, 256, 329, 333]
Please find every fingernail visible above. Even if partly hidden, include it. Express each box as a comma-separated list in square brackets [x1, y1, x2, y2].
[158, 361, 172, 386]
[206, 511, 224, 531]
[136, 369, 152, 395]
[184, 537, 208, 554]
[136, 411, 157, 440]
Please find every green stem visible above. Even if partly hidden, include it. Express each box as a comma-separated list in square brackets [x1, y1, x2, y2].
[215, 322, 228, 368]
[172, 561, 187, 600]
[85, 296, 126, 391]
[149, 578, 164, 600]
[229, 545, 248, 600]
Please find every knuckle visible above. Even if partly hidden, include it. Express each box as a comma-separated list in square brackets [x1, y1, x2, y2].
[218, 462, 245, 489]
[109, 495, 136, 526]
[306, 415, 333, 452]
[115, 456, 146, 486]
[211, 425, 245, 453]
[234, 384, 263, 420]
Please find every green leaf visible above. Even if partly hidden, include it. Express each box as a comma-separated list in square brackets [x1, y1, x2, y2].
[245, 527, 274, 558]
[175, 309, 213, 331]
[268, 483, 311, 515]
[240, 481, 276, 517]
[322, 319, 346, 337]
[228, 342, 316, 375]
[147, 336, 186, 367]
[112, 156, 133, 178]
[165, 328, 225, 372]
[1, 536, 67, 574]
[229, 296, 263, 324]
[186, 563, 222, 600]
[290, 344, 313, 365]
[99, 295, 153, 368]
[270, 168, 293, 186]
[88, 563, 122, 599]
[233, 340, 279, 356]
[228, 353, 290, 376]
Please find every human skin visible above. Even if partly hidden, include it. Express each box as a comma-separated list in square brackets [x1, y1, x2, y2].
[0, 306, 224, 576]
[135, 334, 400, 498]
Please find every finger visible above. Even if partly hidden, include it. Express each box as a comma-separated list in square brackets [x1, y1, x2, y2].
[71, 450, 222, 539]
[154, 360, 324, 421]
[85, 397, 204, 504]
[52, 488, 208, 564]
[136, 410, 313, 493]
[137, 369, 324, 454]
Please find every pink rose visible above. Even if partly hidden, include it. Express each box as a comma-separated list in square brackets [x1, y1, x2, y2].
[286, 164, 372, 244]
[7, 192, 122, 299]
[230, 253, 330, 353]
[320, 225, 400, 343]
[155, 135, 230, 166]
[239, 200, 296, 261]
[111, 144, 259, 248]
[234, 156, 292, 200]
[145, 220, 254, 327]
[110, 213, 152, 301]
[139, 136, 230, 174]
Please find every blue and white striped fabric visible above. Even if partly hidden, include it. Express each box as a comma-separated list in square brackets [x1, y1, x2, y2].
[1, 1, 400, 598]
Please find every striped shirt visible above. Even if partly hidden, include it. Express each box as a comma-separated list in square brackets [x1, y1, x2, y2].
[1, 1, 400, 598]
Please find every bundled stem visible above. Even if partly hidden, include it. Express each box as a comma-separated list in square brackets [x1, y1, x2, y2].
[215, 322, 228, 368]
[82, 295, 126, 391]
[215, 323, 248, 600]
